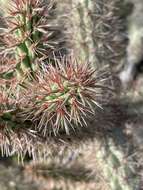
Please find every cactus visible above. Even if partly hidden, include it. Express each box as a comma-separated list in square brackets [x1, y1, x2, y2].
[18, 56, 112, 136]
[0, 0, 65, 81]
[0, 84, 35, 158]
[0, 0, 141, 189]
[59, 0, 140, 189]
[0, 56, 113, 160]
[96, 136, 139, 190]
[0, 0, 69, 157]
[66, 0, 97, 68]
[65, 0, 126, 70]
[23, 161, 108, 190]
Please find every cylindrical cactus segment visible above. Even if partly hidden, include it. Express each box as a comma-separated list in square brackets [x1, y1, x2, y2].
[0, 0, 64, 80]
[19, 56, 112, 136]
[0, 84, 19, 127]
[96, 137, 139, 190]
[0, 84, 39, 158]
[66, 0, 126, 70]
[68, 0, 98, 68]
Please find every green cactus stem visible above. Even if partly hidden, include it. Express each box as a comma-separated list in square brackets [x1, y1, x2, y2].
[0, 0, 65, 80]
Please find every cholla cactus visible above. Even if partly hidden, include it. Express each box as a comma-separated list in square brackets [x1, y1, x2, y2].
[0, 84, 47, 159]
[19, 56, 112, 136]
[0, 0, 65, 80]
[0, 52, 113, 157]
[63, 0, 126, 70]
[0, 85, 28, 157]
[57, 1, 140, 189]
[0, 0, 113, 158]
[65, 0, 97, 67]
[0, 0, 139, 189]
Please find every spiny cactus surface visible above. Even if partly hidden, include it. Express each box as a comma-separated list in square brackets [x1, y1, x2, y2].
[62, 0, 126, 70]
[18, 56, 112, 136]
[58, 1, 140, 189]
[0, 0, 140, 190]
[66, 0, 97, 67]
[96, 138, 139, 190]
[0, 0, 65, 80]
[0, 53, 113, 158]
